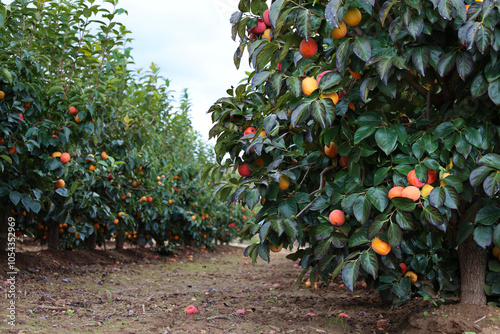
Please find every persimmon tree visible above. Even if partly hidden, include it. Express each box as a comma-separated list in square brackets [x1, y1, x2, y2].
[207, 0, 500, 305]
[0, 0, 250, 252]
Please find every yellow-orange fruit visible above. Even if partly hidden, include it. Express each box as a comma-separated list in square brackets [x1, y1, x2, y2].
[343, 7, 362, 26]
[270, 243, 283, 252]
[405, 271, 418, 284]
[402, 186, 421, 201]
[262, 28, 272, 41]
[320, 92, 339, 104]
[372, 237, 391, 255]
[52, 151, 62, 158]
[388, 186, 404, 200]
[349, 69, 362, 79]
[60, 152, 71, 164]
[329, 209, 345, 226]
[279, 175, 290, 190]
[302, 77, 319, 96]
[101, 151, 108, 160]
[324, 142, 338, 158]
[331, 21, 347, 39]
[421, 184, 434, 198]
[54, 179, 65, 189]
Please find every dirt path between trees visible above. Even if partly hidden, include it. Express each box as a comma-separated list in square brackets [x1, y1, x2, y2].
[1, 244, 499, 333]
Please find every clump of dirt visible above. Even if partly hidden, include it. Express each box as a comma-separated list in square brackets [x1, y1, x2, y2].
[0, 243, 499, 334]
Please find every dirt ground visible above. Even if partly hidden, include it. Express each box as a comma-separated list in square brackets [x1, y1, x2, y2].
[1, 240, 499, 334]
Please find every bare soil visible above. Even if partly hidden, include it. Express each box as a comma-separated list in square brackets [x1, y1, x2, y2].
[1, 239, 499, 333]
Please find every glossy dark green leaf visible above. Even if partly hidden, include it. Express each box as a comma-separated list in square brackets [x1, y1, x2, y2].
[388, 222, 403, 247]
[437, 51, 456, 77]
[479, 154, 500, 169]
[361, 250, 379, 279]
[353, 37, 372, 62]
[396, 211, 414, 230]
[443, 186, 459, 210]
[391, 197, 417, 212]
[342, 260, 360, 292]
[315, 222, 334, 240]
[354, 195, 371, 224]
[375, 126, 398, 155]
[456, 52, 473, 80]
[429, 186, 446, 208]
[349, 227, 370, 247]
[315, 238, 331, 260]
[295, 9, 312, 40]
[456, 222, 474, 245]
[423, 205, 446, 231]
[471, 72, 489, 97]
[475, 206, 500, 226]
[367, 187, 389, 212]
[470, 166, 494, 188]
[473, 225, 493, 249]
[483, 172, 500, 197]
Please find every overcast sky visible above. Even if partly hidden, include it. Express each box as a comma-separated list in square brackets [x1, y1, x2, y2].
[115, 0, 251, 143]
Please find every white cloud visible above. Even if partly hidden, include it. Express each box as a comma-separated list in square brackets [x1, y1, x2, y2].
[116, 0, 250, 143]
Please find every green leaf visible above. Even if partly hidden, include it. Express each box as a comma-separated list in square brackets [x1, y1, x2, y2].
[47, 86, 64, 95]
[0, 155, 12, 164]
[473, 225, 493, 249]
[375, 126, 398, 155]
[464, 128, 482, 148]
[251, 71, 271, 89]
[379, 0, 398, 25]
[295, 9, 313, 40]
[429, 186, 446, 208]
[325, 0, 342, 27]
[391, 197, 417, 212]
[55, 188, 70, 197]
[437, 0, 452, 19]
[310, 99, 331, 128]
[269, 0, 285, 27]
[368, 215, 387, 239]
[479, 154, 500, 169]
[1, 68, 12, 84]
[411, 47, 429, 76]
[272, 220, 286, 236]
[434, 122, 455, 138]
[493, 224, 500, 247]
[470, 166, 494, 188]
[361, 250, 379, 279]
[488, 78, 500, 105]
[443, 186, 459, 210]
[258, 243, 270, 263]
[287, 77, 301, 97]
[283, 219, 298, 241]
[319, 72, 343, 92]
[437, 51, 456, 77]
[9, 191, 21, 205]
[456, 52, 473, 80]
[353, 37, 371, 62]
[393, 277, 411, 299]
[315, 238, 332, 260]
[475, 206, 500, 226]
[278, 197, 297, 218]
[336, 38, 350, 71]
[484, 172, 500, 197]
[291, 98, 313, 126]
[388, 222, 403, 247]
[470, 72, 489, 97]
[396, 211, 414, 230]
[259, 221, 272, 244]
[367, 187, 389, 212]
[376, 56, 393, 84]
[315, 222, 334, 241]
[342, 260, 360, 292]
[353, 195, 371, 224]
[331, 233, 349, 248]
[456, 222, 474, 245]
[349, 228, 370, 247]
[354, 125, 376, 144]
[423, 205, 446, 231]
[373, 167, 390, 186]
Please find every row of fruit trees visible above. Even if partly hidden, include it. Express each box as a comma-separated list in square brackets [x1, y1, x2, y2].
[206, 0, 500, 306]
[0, 0, 251, 252]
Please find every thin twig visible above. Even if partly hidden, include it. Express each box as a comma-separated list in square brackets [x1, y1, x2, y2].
[296, 195, 321, 218]
[287, 162, 315, 171]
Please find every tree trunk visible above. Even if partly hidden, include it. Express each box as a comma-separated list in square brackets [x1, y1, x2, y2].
[48, 221, 59, 250]
[115, 231, 125, 250]
[84, 232, 96, 250]
[0, 210, 8, 251]
[458, 235, 487, 304]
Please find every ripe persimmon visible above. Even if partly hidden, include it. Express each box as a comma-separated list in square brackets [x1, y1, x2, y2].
[402, 186, 421, 201]
[279, 175, 290, 190]
[54, 179, 65, 190]
[329, 209, 346, 226]
[405, 271, 418, 283]
[270, 243, 283, 252]
[343, 7, 362, 26]
[331, 21, 347, 39]
[372, 237, 391, 255]
[299, 38, 318, 58]
[324, 142, 338, 158]
[302, 77, 318, 96]
[388, 186, 404, 200]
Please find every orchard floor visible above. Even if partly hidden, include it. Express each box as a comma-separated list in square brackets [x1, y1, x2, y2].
[1, 241, 500, 334]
